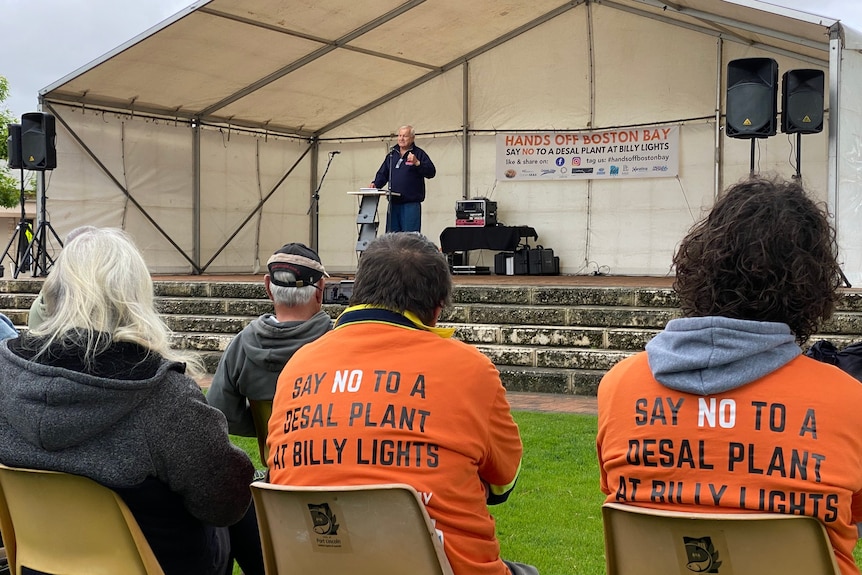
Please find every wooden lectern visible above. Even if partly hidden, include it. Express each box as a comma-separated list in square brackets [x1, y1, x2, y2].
[348, 188, 399, 253]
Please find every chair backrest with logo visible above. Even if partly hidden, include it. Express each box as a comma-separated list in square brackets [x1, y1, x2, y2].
[251, 482, 454, 575]
[602, 502, 840, 575]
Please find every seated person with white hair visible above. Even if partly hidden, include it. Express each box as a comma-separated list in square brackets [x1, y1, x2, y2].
[0, 227, 261, 575]
[27, 225, 98, 330]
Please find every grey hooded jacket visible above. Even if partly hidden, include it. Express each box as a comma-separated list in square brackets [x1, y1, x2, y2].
[0, 338, 254, 573]
[645, 316, 801, 394]
[207, 310, 332, 436]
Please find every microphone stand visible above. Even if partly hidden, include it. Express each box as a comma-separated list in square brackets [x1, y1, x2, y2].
[307, 152, 338, 217]
[386, 145, 397, 233]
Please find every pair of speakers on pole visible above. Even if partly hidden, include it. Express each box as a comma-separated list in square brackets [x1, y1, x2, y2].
[725, 58, 824, 139]
[6, 112, 57, 171]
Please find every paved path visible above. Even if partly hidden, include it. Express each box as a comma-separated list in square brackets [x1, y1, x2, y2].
[507, 391, 597, 415]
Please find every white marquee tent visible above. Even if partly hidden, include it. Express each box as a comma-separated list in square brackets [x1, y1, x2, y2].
[35, 0, 862, 280]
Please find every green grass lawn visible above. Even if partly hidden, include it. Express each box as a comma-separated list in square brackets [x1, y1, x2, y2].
[493, 412, 606, 575]
[232, 410, 862, 575]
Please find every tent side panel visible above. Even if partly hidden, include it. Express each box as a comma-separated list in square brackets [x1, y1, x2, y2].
[836, 39, 862, 284]
[198, 131, 312, 272]
[45, 107, 195, 273]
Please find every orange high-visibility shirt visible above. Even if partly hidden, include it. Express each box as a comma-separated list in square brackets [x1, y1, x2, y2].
[598, 353, 862, 575]
[268, 308, 522, 575]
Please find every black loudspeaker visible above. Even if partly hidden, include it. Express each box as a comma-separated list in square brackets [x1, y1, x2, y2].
[726, 58, 779, 139]
[6, 124, 22, 170]
[20, 112, 57, 171]
[782, 69, 824, 134]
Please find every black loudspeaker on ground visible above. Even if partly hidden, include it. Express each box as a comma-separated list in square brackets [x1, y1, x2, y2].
[726, 57, 779, 139]
[20, 112, 57, 171]
[6, 124, 22, 170]
[782, 69, 824, 134]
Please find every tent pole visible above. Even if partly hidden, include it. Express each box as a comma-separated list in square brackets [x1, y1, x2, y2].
[192, 119, 201, 273]
[310, 142, 320, 251]
[794, 133, 801, 180]
[826, 30, 840, 246]
[749, 140, 755, 177]
[714, 37, 724, 200]
[462, 62, 469, 201]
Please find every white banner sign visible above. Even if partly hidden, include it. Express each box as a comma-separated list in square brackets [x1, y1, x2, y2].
[496, 126, 679, 181]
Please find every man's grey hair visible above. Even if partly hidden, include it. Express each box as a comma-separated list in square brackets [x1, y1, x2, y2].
[269, 273, 318, 307]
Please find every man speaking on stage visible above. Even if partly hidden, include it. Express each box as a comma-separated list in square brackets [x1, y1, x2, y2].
[369, 124, 436, 233]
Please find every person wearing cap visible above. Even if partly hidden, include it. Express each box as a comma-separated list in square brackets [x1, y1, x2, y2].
[206, 243, 333, 437]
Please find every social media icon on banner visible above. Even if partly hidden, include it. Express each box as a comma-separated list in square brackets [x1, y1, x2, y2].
[555, 157, 565, 167]
[572, 157, 581, 166]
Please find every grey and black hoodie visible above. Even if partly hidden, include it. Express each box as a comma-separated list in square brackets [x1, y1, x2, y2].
[0, 336, 254, 574]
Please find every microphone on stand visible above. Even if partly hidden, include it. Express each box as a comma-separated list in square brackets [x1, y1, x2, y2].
[329, 150, 341, 156]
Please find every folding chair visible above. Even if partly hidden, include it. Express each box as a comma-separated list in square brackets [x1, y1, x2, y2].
[250, 482, 454, 575]
[0, 463, 164, 575]
[602, 502, 840, 575]
[0, 475, 11, 575]
[249, 399, 273, 467]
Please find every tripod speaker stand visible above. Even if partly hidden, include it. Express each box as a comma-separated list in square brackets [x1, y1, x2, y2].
[4, 113, 62, 277]
[0, 167, 34, 279]
[27, 174, 63, 277]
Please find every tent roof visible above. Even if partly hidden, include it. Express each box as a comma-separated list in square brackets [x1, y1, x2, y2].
[40, 0, 846, 137]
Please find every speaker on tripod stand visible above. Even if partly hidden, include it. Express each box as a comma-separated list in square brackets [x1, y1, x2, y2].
[725, 57, 779, 176]
[20, 112, 63, 277]
[1, 123, 34, 278]
[7, 124, 22, 170]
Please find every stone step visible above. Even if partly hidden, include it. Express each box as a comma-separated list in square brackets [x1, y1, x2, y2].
[149, 301, 862, 336]
[155, 297, 273, 317]
[163, 315, 254, 334]
[821, 312, 862, 334]
[0, 293, 38, 310]
[475, 344, 632, 372]
[499, 366, 607, 396]
[4, 278, 862, 311]
[449, 324, 658, 350]
[1, 309, 33, 328]
[171, 337, 628, 394]
[1, 278, 861, 398]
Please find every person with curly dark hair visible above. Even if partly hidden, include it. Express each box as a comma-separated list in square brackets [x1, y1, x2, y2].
[597, 177, 862, 575]
[672, 176, 842, 344]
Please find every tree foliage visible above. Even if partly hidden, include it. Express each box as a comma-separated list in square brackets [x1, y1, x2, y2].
[0, 76, 34, 209]
[0, 76, 13, 162]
